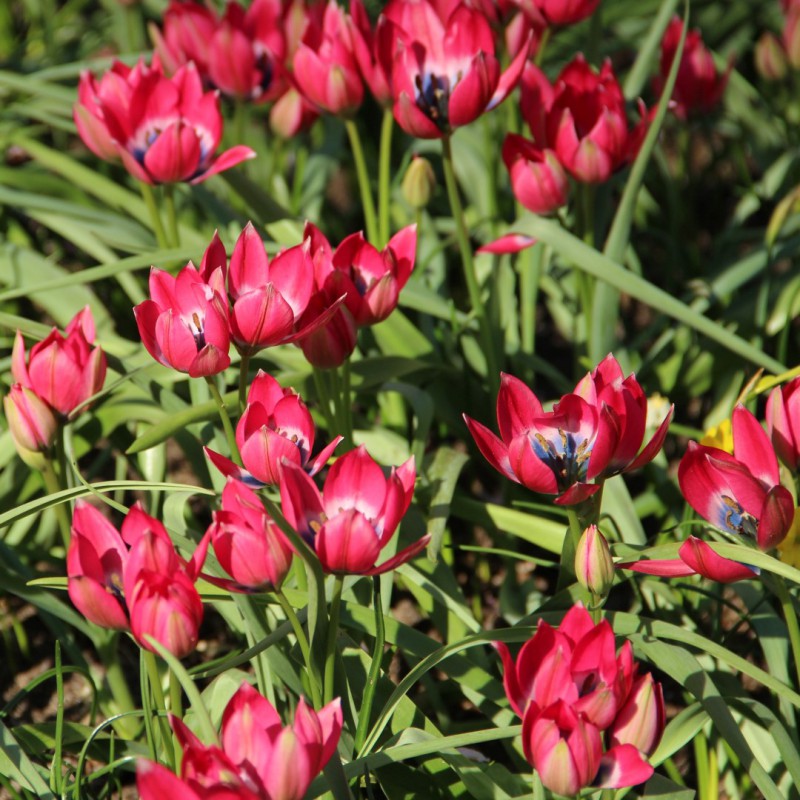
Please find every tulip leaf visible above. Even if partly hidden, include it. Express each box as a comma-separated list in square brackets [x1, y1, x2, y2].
[0, 718, 56, 799]
[423, 446, 469, 560]
[649, 702, 708, 765]
[516, 215, 786, 374]
[638, 774, 696, 800]
[126, 390, 238, 453]
[220, 170, 293, 226]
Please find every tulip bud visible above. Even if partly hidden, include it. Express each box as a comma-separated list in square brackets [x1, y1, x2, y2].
[785, 7, 800, 70]
[402, 156, 436, 209]
[755, 32, 788, 81]
[574, 524, 614, 597]
[609, 673, 665, 755]
[4, 385, 58, 467]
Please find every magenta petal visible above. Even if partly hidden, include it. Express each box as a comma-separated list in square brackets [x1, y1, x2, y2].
[317, 510, 381, 574]
[621, 557, 697, 577]
[464, 414, 518, 483]
[204, 447, 245, 481]
[143, 121, 201, 183]
[137, 761, 201, 800]
[732, 404, 780, 485]
[191, 145, 256, 184]
[308, 436, 343, 476]
[678, 537, 757, 582]
[757, 484, 795, 550]
[367, 533, 431, 575]
[596, 744, 653, 789]
[477, 234, 537, 254]
[627, 405, 674, 472]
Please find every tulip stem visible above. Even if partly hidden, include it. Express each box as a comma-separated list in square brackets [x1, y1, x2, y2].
[205, 377, 242, 466]
[42, 459, 70, 551]
[441, 135, 499, 396]
[345, 119, 379, 246]
[238, 352, 251, 414]
[98, 632, 139, 738]
[276, 587, 322, 709]
[378, 109, 394, 247]
[313, 366, 338, 436]
[163, 185, 180, 248]
[772, 576, 800, 690]
[324, 574, 345, 705]
[354, 575, 386, 754]
[139, 182, 169, 250]
[142, 650, 176, 770]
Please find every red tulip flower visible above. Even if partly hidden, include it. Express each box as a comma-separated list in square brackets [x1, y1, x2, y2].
[293, 0, 364, 116]
[496, 604, 662, 795]
[152, 0, 288, 102]
[134, 249, 231, 377]
[520, 57, 649, 184]
[656, 16, 729, 119]
[532, 0, 600, 26]
[206, 370, 342, 486]
[464, 354, 673, 505]
[67, 502, 207, 658]
[280, 445, 429, 574]
[11, 306, 107, 418]
[625, 405, 796, 583]
[137, 683, 342, 800]
[766, 377, 800, 472]
[208, 479, 294, 591]
[3, 385, 58, 465]
[349, 0, 399, 106]
[74, 59, 255, 184]
[502, 133, 569, 214]
[385, 0, 530, 138]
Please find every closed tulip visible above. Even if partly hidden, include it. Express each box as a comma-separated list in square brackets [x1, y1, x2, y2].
[3, 385, 58, 466]
[766, 376, 800, 472]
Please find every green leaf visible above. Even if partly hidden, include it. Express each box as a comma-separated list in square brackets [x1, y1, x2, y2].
[0, 718, 56, 799]
[424, 447, 469, 560]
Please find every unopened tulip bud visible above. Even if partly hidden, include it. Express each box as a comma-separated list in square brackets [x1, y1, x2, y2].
[402, 156, 436, 209]
[755, 32, 788, 80]
[609, 672, 666, 755]
[4, 385, 58, 467]
[575, 524, 614, 597]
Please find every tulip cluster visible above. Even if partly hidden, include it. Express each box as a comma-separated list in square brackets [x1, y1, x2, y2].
[4, 307, 106, 465]
[137, 682, 342, 800]
[74, 59, 255, 184]
[134, 223, 416, 375]
[67, 502, 207, 658]
[497, 605, 664, 796]
[627, 404, 796, 582]
[464, 354, 672, 505]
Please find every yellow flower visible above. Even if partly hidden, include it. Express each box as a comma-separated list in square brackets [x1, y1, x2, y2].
[700, 419, 733, 453]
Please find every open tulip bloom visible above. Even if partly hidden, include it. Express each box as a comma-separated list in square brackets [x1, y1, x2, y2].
[279, 445, 429, 574]
[625, 405, 796, 583]
[464, 354, 673, 505]
[385, 0, 530, 138]
[67, 502, 208, 658]
[137, 683, 342, 800]
[496, 604, 663, 796]
[74, 58, 255, 184]
[206, 370, 342, 486]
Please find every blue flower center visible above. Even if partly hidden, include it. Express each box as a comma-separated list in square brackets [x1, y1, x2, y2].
[531, 429, 592, 490]
[717, 494, 758, 538]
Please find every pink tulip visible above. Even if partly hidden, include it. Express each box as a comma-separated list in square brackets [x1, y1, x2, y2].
[348, 0, 399, 106]
[519, 57, 650, 184]
[767, 376, 800, 472]
[464, 354, 672, 505]
[134, 250, 231, 377]
[496, 604, 661, 795]
[11, 306, 106, 418]
[3, 385, 58, 464]
[280, 445, 429, 574]
[206, 370, 342, 486]
[74, 59, 255, 184]
[67, 502, 207, 658]
[137, 683, 343, 800]
[293, 0, 364, 116]
[208, 480, 294, 591]
[152, 0, 289, 103]
[532, 0, 600, 26]
[624, 405, 795, 583]
[656, 17, 729, 119]
[385, 0, 530, 138]
[502, 134, 569, 214]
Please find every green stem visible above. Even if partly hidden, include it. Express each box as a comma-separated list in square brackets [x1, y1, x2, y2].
[378, 109, 394, 247]
[518, 243, 543, 359]
[140, 182, 169, 250]
[313, 366, 338, 435]
[98, 632, 139, 738]
[42, 459, 70, 551]
[441, 135, 499, 395]
[533, 27, 551, 68]
[163, 185, 180, 248]
[345, 119, 379, 245]
[354, 576, 386, 754]
[169, 668, 183, 718]
[291, 144, 308, 216]
[205, 377, 242, 466]
[342, 358, 353, 447]
[772, 576, 800, 689]
[276, 588, 322, 709]
[559, 491, 603, 591]
[142, 650, 175, 770]
[233, 99, 248, 151]
[324, 575, 345, 705]
[238, 352, 251, 414]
